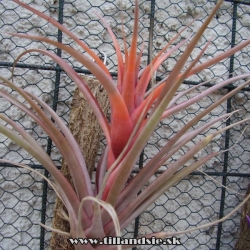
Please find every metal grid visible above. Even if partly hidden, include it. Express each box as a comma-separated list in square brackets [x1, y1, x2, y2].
[0, 0, 250, 249]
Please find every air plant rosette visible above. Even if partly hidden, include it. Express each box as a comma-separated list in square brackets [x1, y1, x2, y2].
[1, 0, 250, 249]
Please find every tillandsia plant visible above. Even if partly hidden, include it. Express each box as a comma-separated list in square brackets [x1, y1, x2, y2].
[1, 0, 250, 249]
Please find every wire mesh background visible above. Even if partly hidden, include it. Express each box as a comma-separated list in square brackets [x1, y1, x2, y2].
[0, 0, 250, 249]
